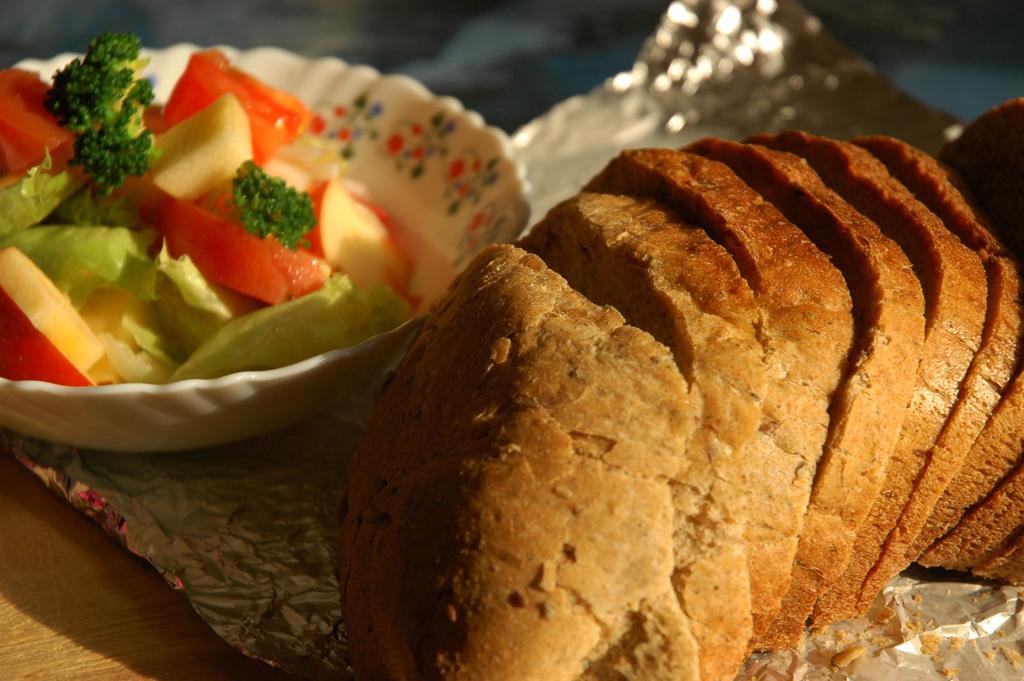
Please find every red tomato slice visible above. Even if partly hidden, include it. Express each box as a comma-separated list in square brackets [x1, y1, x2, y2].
[155, 196, 325, 304]
[0, 69, 74, 177]
[0, 287, 91, 386]
[272, 246, 327, 299]
[163, 51, 313, 164]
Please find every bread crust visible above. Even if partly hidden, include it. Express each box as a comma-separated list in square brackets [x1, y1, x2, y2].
[758, 132, 986, 625]
[581, 147, 855, 650]
[912, 102, 1024, 574]
[940, 98, 1024, 255]
[975, 529, 1024, 582]
[926, 464, 1024, 570]
[339, 245, 708, 681]
[705, 138, 925, 649]
[521, 192, 764, 681]
[854, 136, 1023, 579]
[918, 373, 1024, 568]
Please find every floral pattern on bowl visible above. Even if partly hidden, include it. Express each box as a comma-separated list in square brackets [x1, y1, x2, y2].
[311, 94, 503, 216]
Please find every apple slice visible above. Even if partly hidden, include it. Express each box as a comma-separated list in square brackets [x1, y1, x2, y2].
[0, 247, 102, 385]
[263, 156, 313, 192]
[0, 288, 92, 385]
[315, 179, 410, 292]
[150, 93, 253, 200]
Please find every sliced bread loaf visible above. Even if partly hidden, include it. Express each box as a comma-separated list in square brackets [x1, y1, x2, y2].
[520, 192, 764, 681]
[757, 132, 987, 623]
[580, 147, 855, 649]
[853, 136, 1023, 578]
[699, 139, 924, 647]
[340, 245, 718, 681]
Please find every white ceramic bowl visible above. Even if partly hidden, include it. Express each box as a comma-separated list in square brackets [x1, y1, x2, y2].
[0, 45, 529, 452]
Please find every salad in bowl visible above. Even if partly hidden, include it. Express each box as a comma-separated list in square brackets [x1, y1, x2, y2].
[1, 33, 414, 386]
[0, 33, 527, 450]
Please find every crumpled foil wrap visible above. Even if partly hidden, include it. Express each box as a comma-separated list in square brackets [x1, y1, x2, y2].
[5, 1, 1020, 680]
[514, 0, 958, 220]
[3, 407, 374, 680]
[740, 573, 1024, 680]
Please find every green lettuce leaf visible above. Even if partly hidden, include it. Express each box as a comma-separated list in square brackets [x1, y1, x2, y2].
[51, 187, 139, 227]
[122, 303, 183, 368]
[154, 246, 258, 355]
[98, 333, 174, 384]
[172, 275, 410, 381]
[0, 226, 158, 306]
[0, 157, 83, 236]
[156, 246, 236, 319]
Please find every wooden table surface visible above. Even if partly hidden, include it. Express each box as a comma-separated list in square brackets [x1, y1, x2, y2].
[0, 454, 295, 681]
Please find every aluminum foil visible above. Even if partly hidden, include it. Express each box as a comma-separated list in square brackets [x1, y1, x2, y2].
[739, 574, 1024, 680]
[513, 0, 958, 220]
[3, 405, 373, 680]
[6, 1, 1019, 680]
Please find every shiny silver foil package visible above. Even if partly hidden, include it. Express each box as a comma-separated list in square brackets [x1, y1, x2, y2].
[7, 1, 1021, 679]
[514, 0, 957, 221]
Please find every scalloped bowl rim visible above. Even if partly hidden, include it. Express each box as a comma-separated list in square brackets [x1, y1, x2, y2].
[1, 43, 528, 401]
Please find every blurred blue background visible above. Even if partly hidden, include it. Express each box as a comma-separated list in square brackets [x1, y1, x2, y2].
[2, 0, 1021, 132]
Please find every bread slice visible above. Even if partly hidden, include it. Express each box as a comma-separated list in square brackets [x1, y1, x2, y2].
[579, 147, 856, 649]
[940, 98, 1024, 255]
[698, 139, 925, 648]
[853, 136, 1023, 577]
[520, 191, 765, 680]
[919, 375, 1024, 569]
[339, 245, 718, 681]
[975, 529, 1024, 582]
[924, 461, 1024, 571]
[757, 132, 987, 622]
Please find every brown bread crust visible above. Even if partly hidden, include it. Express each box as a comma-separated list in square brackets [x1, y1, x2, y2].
[940, 98, 1024, 255]
[520, 192, 764, 681]
[339, 245, 708, 681]
[927, 467, 1024, 571]
[759, 132, 987, 624]
[704, 139, 925, 649]
[581, 147, 855, 649]
[976, 530, 1024, 582]
[917, 102, 1024, 574]
[854, 136, 1024, 576]
[919, 375, 1024, 569]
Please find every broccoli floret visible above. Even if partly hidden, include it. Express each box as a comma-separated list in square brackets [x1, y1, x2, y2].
[232, 161, 316, 250]
[45, 32, 156, 192]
